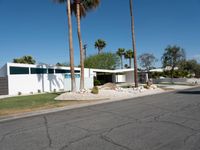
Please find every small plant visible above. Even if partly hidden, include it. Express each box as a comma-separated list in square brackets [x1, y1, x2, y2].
[18, 92, 22, 95]
[38, 89, 41, 93]
[143, 85, 150, 89]
[91, 86, 99, 94]
[94, 79, 101, 86]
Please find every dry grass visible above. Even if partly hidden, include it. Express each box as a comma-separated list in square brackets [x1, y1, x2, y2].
[0, 93, 94, 117]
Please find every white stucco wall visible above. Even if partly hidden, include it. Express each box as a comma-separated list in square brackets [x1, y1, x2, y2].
[7, 67, 94, 95]
[0, 64, 7, 77]
[8, 74, 65, 95]
[125, 71, 135, 83]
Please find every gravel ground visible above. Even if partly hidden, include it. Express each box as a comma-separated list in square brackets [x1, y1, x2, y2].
[55, 87, 164, 101]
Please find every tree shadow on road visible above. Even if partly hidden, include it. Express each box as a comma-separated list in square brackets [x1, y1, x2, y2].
[176, 90, 200, 95]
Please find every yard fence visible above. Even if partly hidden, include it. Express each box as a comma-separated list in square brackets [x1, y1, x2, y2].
[0, 77, 8, 95]
[153, 78, 200, 85]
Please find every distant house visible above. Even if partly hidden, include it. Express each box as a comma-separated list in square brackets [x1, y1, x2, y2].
[0, 63, 137, 96]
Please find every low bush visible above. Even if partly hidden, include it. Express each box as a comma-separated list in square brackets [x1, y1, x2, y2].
[91, 86, 99, 94]
[94, 79, 101, 86]
[143, 85, 150, 89]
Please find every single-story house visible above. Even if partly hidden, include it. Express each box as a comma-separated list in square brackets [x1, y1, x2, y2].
[0, 63, 136, 96]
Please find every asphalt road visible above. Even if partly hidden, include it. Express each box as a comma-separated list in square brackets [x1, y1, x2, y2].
[0, 87, 200, 150]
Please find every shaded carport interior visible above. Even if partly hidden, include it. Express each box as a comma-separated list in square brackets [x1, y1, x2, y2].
[92, 68, 135, 85]
[95, 72, 114, 84]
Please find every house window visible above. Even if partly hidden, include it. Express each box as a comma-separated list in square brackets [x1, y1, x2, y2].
[75, 70, 80, 73]
[10, 67, 29, 75]
[48, 69, 54, 74]
[55, 69, 70, 74]
[31, 68, 47, 74]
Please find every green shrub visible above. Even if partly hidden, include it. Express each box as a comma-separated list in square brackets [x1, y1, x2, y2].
[99, 80, 105, 85]
[94, 79, 101, 86]
[91, 86, 99, 94]
[143, 85, 150, 89]
[84, 52, 120, 69]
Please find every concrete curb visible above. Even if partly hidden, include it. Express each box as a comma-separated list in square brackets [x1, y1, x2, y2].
[0, 85, 199, 123]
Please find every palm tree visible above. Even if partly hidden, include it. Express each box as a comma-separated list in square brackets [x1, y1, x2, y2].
[71, 0, 100, 90]
[95, 39, 106, 54]
[129, 0, 138, 87]
[54, 0, 76, 92]
[124, 49, 134, 68]
[116, 48, 125, 69]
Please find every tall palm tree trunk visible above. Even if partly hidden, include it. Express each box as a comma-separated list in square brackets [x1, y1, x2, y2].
[129, 0, 138, 87]
[120, 56, 123, 69]
[98, 48, 100, 54]
[76, 2, 84, 90]
[129, 58, 132, 68]
[171, 67, 174, 83]
[67, 0, 76, 92]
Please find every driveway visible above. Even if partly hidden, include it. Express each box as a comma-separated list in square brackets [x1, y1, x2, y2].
[0, 87, 200, 150]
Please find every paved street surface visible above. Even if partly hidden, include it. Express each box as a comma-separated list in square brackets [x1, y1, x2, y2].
[0, 87, 200, 150]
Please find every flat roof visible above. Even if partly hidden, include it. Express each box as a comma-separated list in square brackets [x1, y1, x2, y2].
[91, 68, 134, 73]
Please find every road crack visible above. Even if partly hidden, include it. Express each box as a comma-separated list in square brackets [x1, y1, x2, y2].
[101, 135, 133, 150]
[43, 116, 52, 148]
[183, 130, 200, 145]
[59, 134, 97, 150]
[0, 132, 11, 144]
[159, 120, 197, 131]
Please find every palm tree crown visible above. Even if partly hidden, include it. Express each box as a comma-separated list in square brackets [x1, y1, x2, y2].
[116, 48, 125, 69]
[95, 39, 106, 54]
[125, 49, 134, 68]
[71, 0, 100, 18]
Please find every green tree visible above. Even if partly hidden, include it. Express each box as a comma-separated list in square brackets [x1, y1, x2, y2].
[95, 39, 106, 54]
[161, 45, 186, 81]
[129, 0, 138, 87]
[139, 53, 157, 71]
[195, 64, 200, 78]
[71, 0, 100, 90]
[54, 0, 76, 92]
[13, 56, 36, 64]
[179, 59, 200, 78]
[124, 49, 133, 68]
[84, 52, 120, 70]
[56, 62, 70, 67]
[116, 48, 125, 69]
[139, 53, 157, 82]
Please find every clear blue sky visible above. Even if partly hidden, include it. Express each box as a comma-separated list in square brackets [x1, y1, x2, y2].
[0, 0, 200, 67]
